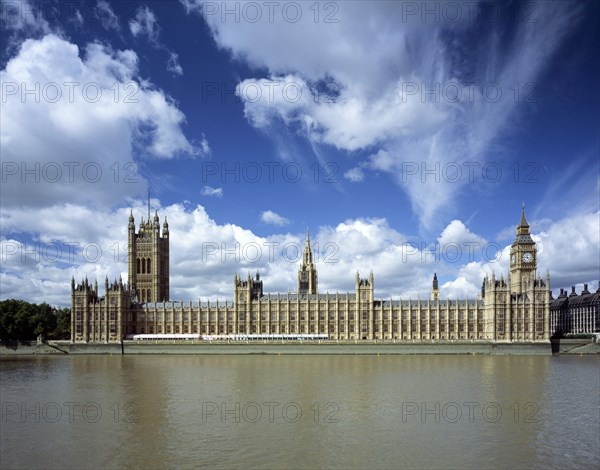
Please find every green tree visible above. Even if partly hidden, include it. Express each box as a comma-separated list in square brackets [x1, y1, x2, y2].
[0, 299, 70, 340]
[52, 308, 71, 339]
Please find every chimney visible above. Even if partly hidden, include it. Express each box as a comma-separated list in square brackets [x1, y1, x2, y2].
[569, 286, 577, 296]
[582, 284, 590, 294]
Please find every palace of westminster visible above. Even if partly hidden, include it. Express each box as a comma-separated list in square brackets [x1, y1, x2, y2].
[70, 206, 600, 343]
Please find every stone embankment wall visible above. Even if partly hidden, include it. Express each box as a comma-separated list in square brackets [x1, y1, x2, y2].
[2, 339, 598, 356]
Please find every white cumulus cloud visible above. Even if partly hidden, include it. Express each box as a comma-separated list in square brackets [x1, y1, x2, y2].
[0, 34, 199, 210]
[438, 220, 487, 248]
[344, 167, 365, 183]
[260, 210, 290, 226]
[1, 202, 597, 306]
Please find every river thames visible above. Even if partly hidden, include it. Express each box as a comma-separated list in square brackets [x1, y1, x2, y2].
[1, 355, 598, 469]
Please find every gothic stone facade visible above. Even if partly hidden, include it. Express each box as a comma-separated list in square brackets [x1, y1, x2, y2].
[71, 207, 551, 343]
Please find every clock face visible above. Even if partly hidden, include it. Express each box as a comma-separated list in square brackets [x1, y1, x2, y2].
[522, 252, 533, 263]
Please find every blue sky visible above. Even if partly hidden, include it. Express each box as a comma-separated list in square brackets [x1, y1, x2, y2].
[1, 0, 598, 306]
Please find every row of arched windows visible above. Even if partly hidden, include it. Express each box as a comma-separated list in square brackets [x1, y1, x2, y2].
[137, 288, 152, 302]
[136, 257, 152, 274]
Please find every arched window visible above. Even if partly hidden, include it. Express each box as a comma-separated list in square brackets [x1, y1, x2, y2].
[147, 258, 151, 274]
[142, 258, 146, 274]
[136, 258, 140, 274]
[136, 289, 140, 301]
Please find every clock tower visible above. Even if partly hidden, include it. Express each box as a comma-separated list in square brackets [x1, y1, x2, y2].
[509, 203, 537, 295]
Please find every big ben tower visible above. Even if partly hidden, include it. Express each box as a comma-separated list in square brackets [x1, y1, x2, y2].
[509, 203, 537, 295]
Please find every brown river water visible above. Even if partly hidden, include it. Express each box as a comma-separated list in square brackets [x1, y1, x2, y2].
[1, 355, 598, 469]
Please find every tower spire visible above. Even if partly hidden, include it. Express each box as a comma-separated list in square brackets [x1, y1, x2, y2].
[519, 202, 529, 228]
[303, 228, 313, 264]
[298, 227, 318, 295]
[431, 272, 440, 301]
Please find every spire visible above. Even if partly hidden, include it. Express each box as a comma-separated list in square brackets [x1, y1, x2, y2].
[153, 208, 159, 229]
[518, 202, 529, 228]
[303, 228, 313, 264]
[431, 272, 440, 301]
[514, 202, 533, 240]
[298, 227, 318, 295]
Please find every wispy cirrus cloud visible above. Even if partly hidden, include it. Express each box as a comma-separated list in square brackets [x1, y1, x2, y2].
[128, 4, 183, 75]
[184, 0, 584, 229]
[96, 0, 120, 31]
[201, 186, 223, 198]
[129, 5, 158, 42]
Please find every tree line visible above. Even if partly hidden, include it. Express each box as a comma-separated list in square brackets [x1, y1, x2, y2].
[0, 299, 70, 341]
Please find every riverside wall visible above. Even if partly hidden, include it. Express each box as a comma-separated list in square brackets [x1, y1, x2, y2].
[2, 339, 598, 356]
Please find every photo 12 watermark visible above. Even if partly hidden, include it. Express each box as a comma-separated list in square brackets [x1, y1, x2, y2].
[201, 161, 340, 184]
[195, 2, 340, 24]
[400, 401, 540, 424]
[1, 161, 140, 185]
[1, 401, 139, 424]
[199, 401, 340, 424]
[396, 1, 540, 24]
[0, 239, 341, 266]
[398, 81, 537, 104]
[400, 161, 539, 184]
[402, 241, 506, 264]
[201, 241, 339, 264]
[202, 78, 341, 104]
[1, 81, 140, 104]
